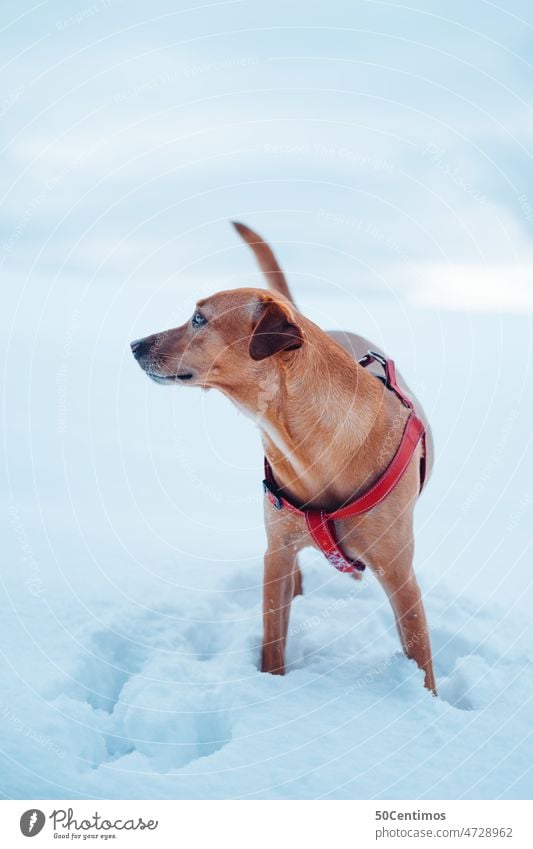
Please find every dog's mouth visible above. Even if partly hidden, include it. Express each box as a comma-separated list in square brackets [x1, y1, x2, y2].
[146, 372, 194, 384]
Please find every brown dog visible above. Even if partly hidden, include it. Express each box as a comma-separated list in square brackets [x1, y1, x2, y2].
[131, 223, 436, 693]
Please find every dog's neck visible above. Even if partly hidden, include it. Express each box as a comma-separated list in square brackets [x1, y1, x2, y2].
[230, 324, 400, 511]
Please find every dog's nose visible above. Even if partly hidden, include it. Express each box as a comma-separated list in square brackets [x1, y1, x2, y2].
[130, 338, 147, 360]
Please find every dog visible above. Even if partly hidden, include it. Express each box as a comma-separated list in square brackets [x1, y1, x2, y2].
[131, 222, 436, 693]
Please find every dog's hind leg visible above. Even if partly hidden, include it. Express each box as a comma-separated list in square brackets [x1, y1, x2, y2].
[376, 544, 437, 694]
[293, 558, 303, 597]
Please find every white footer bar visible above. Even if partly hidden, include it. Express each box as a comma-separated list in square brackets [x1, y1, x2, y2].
[2, 799, 531, 848]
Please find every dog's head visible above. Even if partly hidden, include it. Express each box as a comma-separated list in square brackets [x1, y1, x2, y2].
[130, 288, 304, 392]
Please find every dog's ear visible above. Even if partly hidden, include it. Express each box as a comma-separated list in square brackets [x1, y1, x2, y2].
[249, 300, 303, 361]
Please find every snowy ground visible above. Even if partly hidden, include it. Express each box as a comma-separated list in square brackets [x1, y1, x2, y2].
[2, 272, 532, 799]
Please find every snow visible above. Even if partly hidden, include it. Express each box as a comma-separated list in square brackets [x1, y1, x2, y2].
[2, 275, 532, 800]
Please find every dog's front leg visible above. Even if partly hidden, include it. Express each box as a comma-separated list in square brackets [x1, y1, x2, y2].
[261, 545, 297, 675]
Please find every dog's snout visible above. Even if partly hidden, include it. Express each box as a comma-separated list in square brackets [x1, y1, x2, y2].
[130, 337, 148, 360]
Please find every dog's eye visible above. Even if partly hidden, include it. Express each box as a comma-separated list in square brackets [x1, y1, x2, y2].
[191, 311, 207, 328]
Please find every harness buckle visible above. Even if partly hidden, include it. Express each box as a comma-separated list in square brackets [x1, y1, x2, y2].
[263, 478, 283, 510]
[367, 350, 388, 369]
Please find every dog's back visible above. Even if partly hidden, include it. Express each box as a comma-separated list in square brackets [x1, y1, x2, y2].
[233, 222, 434, 484]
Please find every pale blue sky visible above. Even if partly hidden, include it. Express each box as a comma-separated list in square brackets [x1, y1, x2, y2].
[2, 0, 533, 310]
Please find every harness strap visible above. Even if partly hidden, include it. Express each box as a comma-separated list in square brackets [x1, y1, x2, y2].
[262, 352, 427, 575]
[304, 512, 366, 573]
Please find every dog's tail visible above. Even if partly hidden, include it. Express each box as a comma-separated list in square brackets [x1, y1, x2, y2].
[232, 221, 295, 304]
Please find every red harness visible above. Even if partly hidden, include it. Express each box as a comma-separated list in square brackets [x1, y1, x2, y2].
[263, 351, 427, 574]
